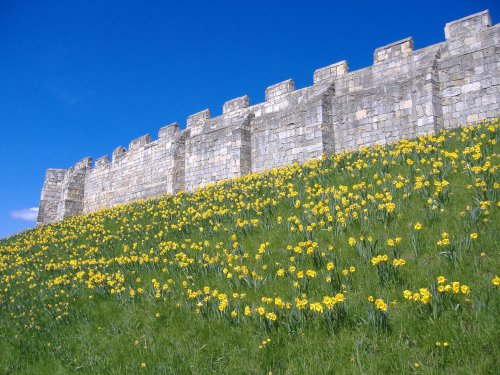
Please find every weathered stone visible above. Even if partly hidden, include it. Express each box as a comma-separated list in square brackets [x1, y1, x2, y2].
[37, 10, 500, 225]
[314, 61, 348, 84]
[374, 37, 414, 63]
[223, 95, 250, 114]
[265, 79, 295, 101]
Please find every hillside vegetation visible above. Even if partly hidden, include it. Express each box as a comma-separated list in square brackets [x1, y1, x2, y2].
[1, 119, 499, 374]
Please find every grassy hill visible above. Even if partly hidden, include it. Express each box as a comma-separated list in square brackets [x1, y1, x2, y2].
[1, 119, 499, 374]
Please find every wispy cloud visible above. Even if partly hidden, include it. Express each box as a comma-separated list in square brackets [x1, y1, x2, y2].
[10, 207, 39, 222]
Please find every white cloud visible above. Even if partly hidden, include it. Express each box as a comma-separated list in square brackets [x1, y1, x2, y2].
[11, 207, 39, 222]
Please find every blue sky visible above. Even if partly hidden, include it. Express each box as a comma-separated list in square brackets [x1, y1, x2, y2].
[0, 0, 498, 238]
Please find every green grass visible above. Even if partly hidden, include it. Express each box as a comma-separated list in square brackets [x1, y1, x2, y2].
[0, 120, 499, 374]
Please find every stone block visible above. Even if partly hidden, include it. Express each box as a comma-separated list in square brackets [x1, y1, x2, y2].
[313, 61, 348, 83]
[223, 95, 250, 114]
[158, 122, 180, 139]
[112, 146, 126, 161]
[95, 155, 110, 167]
[265, 79, 295, 101]
[129, 134, 151, 151]
[187, 109, 211, 128]
[374, 37, 413, 63]
[445, 10, 491, 40]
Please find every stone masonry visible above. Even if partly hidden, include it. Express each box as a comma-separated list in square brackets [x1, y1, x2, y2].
[37, 10, 500, 225]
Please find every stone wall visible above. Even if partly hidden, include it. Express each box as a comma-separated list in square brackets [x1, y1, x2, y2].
[329, 41, 443, 152]
[37, 10, 500, 225]
[440, 11, 499, 128]
[83, 123, 185, 214]
[250, 79, 335, 172]
[184, 108, 253, 190]
[37, 169, 66, 224]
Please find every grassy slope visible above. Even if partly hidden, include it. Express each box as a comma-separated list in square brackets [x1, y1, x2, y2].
[0, 120, 499, 374]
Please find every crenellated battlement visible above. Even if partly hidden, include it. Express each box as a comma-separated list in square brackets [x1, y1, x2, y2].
[37, 10, 500, 225]
[445, 10, 491, 40]
[158, 122, 180, 140]
[313, 60, 348, 84]
[223, 95, 250, 114]
[374, 37, 414, 63]
[265, 79, 295, 102]
[112, 146, 126, 162]
[128, 134, 151, 150]
[187, 109, 211, 128]
[94, 155, 109, 168]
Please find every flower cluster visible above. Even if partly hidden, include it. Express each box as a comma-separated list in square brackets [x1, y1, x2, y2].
[0, 118, 497, 349]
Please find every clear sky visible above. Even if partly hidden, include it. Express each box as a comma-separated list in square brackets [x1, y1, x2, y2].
[0, 0, 498, 238]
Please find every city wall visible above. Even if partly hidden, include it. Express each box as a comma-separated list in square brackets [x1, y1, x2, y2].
[37, 11, 500, 224]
